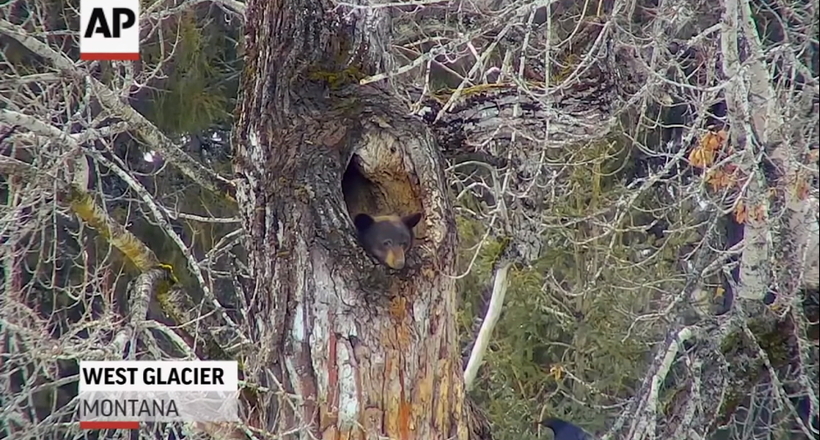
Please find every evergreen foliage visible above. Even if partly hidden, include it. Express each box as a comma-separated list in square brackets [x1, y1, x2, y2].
[455, 136, 693, 439]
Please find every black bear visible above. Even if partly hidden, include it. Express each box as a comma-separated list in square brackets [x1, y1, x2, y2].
[354, 213, 422, 270]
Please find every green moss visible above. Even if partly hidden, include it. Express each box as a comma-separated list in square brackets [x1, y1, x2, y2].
[718, 387, 743, 421]
[714, 314, 799, 424]
[307, 66, 366, 89]
[721, 317, 791, 368]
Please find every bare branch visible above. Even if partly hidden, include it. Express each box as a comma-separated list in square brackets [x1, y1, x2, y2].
[0, 18, 237, 200]
[463, 261, 512, 391]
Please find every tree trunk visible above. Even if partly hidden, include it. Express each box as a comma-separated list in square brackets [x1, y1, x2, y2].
[231, 1, 466, 439]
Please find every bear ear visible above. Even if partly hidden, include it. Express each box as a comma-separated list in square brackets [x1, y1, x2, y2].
[402, 212, 422, 229]
[354, 213, 375, 232]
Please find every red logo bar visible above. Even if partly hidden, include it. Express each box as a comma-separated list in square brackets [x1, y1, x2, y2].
[80, 421, 140, 430]
[79, 52, 140, 61]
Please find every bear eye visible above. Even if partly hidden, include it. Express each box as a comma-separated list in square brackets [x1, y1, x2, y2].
[382, 239, 393, 247]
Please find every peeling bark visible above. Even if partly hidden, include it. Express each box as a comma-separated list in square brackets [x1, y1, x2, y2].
[232, 1, 466, 439]
[1, 0, 816, 439]
[720, 0, 820, 302]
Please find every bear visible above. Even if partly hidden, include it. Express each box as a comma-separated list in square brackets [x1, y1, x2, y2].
[353, 212, 422, 270]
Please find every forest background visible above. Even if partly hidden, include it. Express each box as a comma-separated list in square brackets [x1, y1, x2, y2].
[0, 0, 818, 439]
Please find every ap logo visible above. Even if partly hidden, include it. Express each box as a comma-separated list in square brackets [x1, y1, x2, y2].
[80, 0, 140, 60]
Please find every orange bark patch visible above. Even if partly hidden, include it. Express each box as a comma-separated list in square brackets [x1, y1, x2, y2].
[433, 358, 451, 431]
[414, 362, 434, 422]
[396, 340, 411, 440]
[398, 400, 412, 440]
[389, 295, 407, 320]
[396, 323, 412, 351]
[383, 353, 402, 436]
[389, 296, 412, 351]
[321, 331, 340, 432]
[322, 425, 339, 440]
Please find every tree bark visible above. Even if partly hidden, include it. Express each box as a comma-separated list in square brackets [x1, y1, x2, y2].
[720, 0, 819, 303]
[231, 1, 466, 439]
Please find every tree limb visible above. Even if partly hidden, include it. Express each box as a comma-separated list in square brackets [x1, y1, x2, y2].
[463, 261, 512, 391]
[0, 19, 237, 200]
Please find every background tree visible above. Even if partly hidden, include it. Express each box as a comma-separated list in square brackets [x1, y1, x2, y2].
[1, 0, 817, 439]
